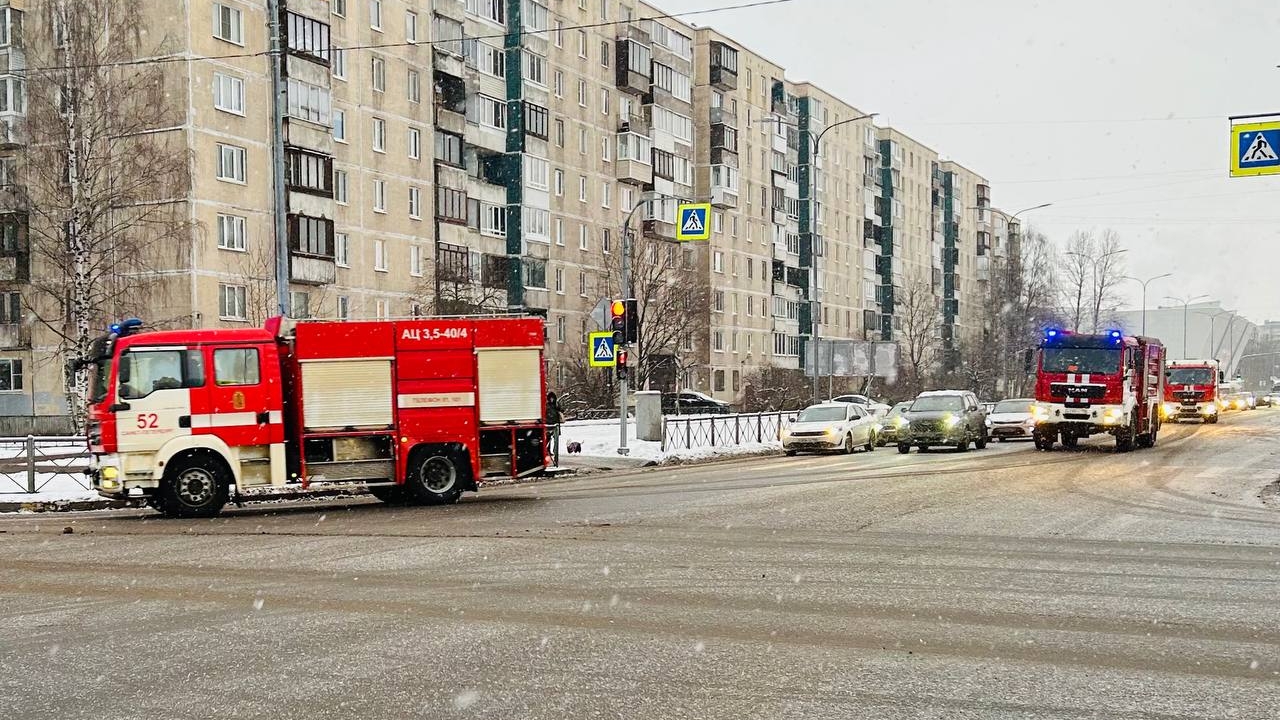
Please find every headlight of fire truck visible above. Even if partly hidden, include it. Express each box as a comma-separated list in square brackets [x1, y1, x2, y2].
[1030, 405, 1049, 423]
[1101, 408, 1122, 425]
[1201, 404, 1217, 415]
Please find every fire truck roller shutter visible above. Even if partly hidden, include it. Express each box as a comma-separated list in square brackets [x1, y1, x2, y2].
[301, 359, 394, 430]
[476, 348, 542, 424]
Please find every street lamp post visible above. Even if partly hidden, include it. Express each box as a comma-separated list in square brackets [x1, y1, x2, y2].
[1063, 248, 1128, 332]
[1164, 294, 1211, 360]
[1194, 308, 1233, 359]
[763, 112, 877, 402]
[1122, 272, 1173, 336]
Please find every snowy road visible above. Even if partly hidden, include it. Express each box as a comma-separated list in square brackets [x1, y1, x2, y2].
[2, 412, 1279, 719]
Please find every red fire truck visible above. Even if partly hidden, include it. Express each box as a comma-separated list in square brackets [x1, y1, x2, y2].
[1163, 359, 1222, 423]
[1031, 329, 1165, 452]
[79, 316, 550, 517]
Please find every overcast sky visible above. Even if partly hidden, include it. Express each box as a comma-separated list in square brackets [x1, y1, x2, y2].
[660, 0, 1280, 323]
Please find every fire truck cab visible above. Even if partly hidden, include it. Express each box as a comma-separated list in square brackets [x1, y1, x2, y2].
[81, 316, 550, 517]
[1032, 329, 1165, 452]
[1163, 359, 1222, 423]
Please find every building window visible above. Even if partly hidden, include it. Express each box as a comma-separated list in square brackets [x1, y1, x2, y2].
[436, 186, 468, 224]
[601, 182, 611, 208]
[408, 186, 422, 219]
[405, 10, 418, 42]
[576, 29, 587, 58]
[336, 295, 350, 320]
[713, 331, 724, 352]
[369, 0, 382, 30]
[578, 271, 587, 296]
[467, 94, 506, 130]
[289, 215, 334, 257]
[335, 233, 349, 266]
[372, 179, 386, 212]
[375, 300, 389, 319]
[435, 131, 464, 166]
[555, 316, 566, 342]
[410, 245, 423, 276]
[332, 0, 346, 17]
[334, 169, 348, 203]
[434, 15, 464, 56]
[407, 69, 420, 102]
[285, 148, 333, 195]
[371, 117, 385, 151]
[286, 12, 330, 63]
[216, 143, 246, 183]
[333, 109, 347, 141]
[524, 51, 547, 87]
[0, 291, 18, 324]
[578, 176, 587, 202]
[286, 78, 332, 125]
[216, 213, 246, 251]
[480, 203, 506, 238]
[525, 207, 549, 242]
[212, 72, 244, 115]
[288, 292, 311, 320]
[713, 251, 723, 273]
[371, 56, 385, 92]
[525, 156, 549, 190]
[374, 239, 388, 271]
[408, 127, 421, 159]
[331, 47, 347, 79]
[0, 358, 21, 392]
[554, 267, 564, 294]
[602, 229, 612, 254]
[525, 102, 549, 140]
[466, 0, 505, 25]
[553, 71, 563, 97]
[553, 169, 564, 196]
[578, 224, 588, 250]
[577, 80, 587, 107]
[554, 119, 564, 147]
[219, 284, 247, 320]
[465, 39, 505, 78]
[213, 4, 244, 45]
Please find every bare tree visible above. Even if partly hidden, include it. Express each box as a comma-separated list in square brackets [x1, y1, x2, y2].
[896, 280, 942, 395]
[1089, 228, 1127, 333]
[1061, 230, 1094, 332]
[19, 0, 191, 419]
[740, 365, 810, 412]
[596, 230, 709, 389]
[414, 244, 505, 316]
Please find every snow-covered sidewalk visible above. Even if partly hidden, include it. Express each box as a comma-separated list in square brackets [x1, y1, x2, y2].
[0, 441, 98, 505]
[555, 417, 781, 465]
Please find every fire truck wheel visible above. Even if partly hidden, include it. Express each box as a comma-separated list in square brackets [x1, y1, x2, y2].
[1115, 417, 1137, 453]
[1061, 433, 1079, 449]
[408, 448, 466, 505]
[157, 453, 229, 518]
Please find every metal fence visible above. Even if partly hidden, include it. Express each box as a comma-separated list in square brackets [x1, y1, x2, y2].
[0, 436, 91, 494]
[662, 411, 799, 452]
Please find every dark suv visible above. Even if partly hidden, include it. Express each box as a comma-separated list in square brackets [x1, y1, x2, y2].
[897, 390, 989, 453]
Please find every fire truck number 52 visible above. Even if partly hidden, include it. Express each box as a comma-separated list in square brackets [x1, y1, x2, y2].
[136, 413, 159, 429]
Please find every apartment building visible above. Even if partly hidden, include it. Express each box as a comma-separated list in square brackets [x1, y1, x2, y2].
[0, 0, 1014, 429]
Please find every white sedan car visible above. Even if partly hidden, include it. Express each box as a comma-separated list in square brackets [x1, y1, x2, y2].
[782, 402, 879, 455]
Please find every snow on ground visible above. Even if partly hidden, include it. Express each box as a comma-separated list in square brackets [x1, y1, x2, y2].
[0, 440, 97, 504]
[556, 417, 781, 464]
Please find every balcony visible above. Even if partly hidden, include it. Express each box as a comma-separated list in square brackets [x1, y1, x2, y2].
[708, 41, 739, 91]
[0, 115, 23, 149]
[615, 37, 651, 96]
[616, 153, 652, 187]
[290, 254, 336, 285]
[710, 185, 737, 210]
[710, 122, 738, 164]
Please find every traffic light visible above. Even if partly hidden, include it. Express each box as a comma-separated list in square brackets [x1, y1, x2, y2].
[610, 300, 626, 346]
[616, 348, 629, 380]
[623, 298, 639, 344]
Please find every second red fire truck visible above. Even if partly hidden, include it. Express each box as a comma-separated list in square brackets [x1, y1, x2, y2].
[1162, 359, 1222, 423]
[1032, 329, 1166, 452]
[80, 316, 551, 517]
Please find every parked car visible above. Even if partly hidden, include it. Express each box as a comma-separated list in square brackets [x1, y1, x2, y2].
[831, 394, 893, 421]
[897, 390, 989, 453]
[876, 401, 913, 446]
[781, 402, 879, 455]
[1260, 386, 1280, 407]
[985, 398, 1039, 441]
[981, 402, 997, 415]
[661, 390, 732, 415]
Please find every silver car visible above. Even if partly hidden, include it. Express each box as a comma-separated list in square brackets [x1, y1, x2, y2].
[986, 398, 1038, 441]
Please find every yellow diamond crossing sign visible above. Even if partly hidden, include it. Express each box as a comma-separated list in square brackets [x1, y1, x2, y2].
[676, 203, 712, 242]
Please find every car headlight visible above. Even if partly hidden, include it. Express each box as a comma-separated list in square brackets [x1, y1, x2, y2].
[942, 414, 959, 429]
[893, 417, 907, 428]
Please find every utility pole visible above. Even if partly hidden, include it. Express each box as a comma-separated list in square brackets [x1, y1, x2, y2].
[267, 0, 290, 316]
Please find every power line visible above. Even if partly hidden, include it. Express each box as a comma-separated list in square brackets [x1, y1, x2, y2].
[993, 168, 1220, 184]
[9, 0, 795, 75]
[912, 114, 1222, 127]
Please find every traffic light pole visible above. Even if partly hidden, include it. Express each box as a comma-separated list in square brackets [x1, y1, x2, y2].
[617, 203, 640, 456]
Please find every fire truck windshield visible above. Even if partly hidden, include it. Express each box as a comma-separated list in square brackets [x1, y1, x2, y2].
[1042, 347, 1121, 375]
[1167, 367, 1214, 385]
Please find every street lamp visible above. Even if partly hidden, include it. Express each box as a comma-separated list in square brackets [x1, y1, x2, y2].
[760, 111, 878, 402]
[1164, 294, 1211, 360]
[1122, 272, 1172, 336]
[1194, 308, 1233, 359]
[1064, 248, 1128, 332]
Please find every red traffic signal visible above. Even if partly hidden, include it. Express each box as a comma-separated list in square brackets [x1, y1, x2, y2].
[616, 349, 629, 367]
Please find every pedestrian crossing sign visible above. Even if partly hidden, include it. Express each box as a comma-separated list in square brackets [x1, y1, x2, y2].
[588, 331, 616, 367]
[676, 203, 712, 241]
[1229, 116, 1280, 177]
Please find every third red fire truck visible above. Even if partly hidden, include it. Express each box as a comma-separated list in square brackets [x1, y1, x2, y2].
[79, 316, 550, 517]
[1032, 329, 1165, 452]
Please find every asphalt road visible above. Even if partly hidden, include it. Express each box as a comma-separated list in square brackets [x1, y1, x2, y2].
[3, 411, 1279, 719]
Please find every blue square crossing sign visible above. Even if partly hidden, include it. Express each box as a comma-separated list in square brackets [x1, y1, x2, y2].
[588, 331, 616, 367]
[676, 203, 712, 242]
[1230, 117, 1280, 177]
